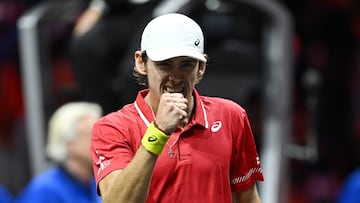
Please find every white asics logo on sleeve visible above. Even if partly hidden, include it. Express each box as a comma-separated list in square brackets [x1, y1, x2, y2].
[95, 150, 110, 175]
[211, 121, 222, 132]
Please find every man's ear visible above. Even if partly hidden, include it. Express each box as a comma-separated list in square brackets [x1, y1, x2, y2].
[198, 61, 206, 77]
[134, 51, 147, 75]
[198, 54, 207, 76]
[195, 61, 206, 84]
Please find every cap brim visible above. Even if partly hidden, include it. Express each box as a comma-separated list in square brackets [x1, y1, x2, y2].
[146, 48, 207, 62]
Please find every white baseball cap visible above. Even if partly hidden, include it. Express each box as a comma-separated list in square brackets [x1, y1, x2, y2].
[141, 13, 206, 62]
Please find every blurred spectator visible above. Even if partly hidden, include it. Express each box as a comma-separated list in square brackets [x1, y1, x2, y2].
[0, 0, 25, 62]
[69, 0, 162, 114]
[0, 0, 25, 144]
[337, 168, 360, 203]
[0, 184, 13, 203]
[280, 0, 360, 202]
[336, 10, 360, 203]
[0, 0, 31, 196]
[16, 102, 102, 203]
[0, 61, 28, 196]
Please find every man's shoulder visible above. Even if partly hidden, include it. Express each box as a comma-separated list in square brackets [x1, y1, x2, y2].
[98, 103, 137, 122]
[94, 103, 140, 133]
[200, 95, 246, 113]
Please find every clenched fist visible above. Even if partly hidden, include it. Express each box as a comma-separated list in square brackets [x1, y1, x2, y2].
[154, 93, 188, 134]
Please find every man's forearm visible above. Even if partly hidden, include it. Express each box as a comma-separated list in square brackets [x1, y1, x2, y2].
[100, 146, 158, 203]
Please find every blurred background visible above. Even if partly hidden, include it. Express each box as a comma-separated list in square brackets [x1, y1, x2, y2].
[0, 0, 359, 202]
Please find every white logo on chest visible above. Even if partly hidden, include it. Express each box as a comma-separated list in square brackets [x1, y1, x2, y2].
[211, 121, 222, 132]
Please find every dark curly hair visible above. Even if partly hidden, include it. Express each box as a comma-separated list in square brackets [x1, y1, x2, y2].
[132, 51, 149, 86]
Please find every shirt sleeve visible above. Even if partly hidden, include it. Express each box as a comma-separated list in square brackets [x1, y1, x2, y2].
[230, 111, 264, 192]
[91, 116, 140, 191]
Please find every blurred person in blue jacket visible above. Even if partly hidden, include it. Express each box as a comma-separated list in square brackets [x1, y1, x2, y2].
[337, 168, 360, 203]
[0, 184, 13, 203]
[16, 102, 102, 203]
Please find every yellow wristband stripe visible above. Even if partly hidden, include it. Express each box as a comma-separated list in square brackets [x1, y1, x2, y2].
[141, 122, 170, 155]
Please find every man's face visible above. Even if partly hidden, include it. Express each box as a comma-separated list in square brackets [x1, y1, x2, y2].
[145, 56, 205, 109]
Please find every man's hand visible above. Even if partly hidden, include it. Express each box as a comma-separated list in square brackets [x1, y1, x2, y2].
[155, 93, 188, 134]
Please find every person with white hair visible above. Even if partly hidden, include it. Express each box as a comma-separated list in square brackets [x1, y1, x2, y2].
[16, 102, 102, 203]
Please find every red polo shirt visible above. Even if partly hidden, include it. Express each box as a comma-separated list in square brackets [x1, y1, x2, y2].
[91, 89, 263, 202]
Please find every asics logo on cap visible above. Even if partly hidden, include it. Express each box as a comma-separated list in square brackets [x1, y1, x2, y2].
[194, 39, 200, 46]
